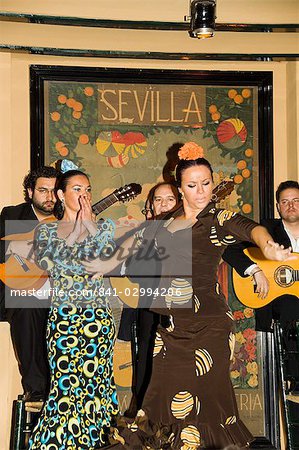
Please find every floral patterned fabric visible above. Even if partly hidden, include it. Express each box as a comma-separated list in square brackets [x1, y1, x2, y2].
[28, 220, 119, 450]
[105, 203, 257, 449]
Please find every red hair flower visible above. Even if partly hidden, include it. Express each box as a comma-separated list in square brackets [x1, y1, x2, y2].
[178, 142, 204, 160]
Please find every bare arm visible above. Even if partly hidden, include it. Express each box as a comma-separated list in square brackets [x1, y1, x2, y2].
[251, 225, 294, 261]
[83, 233, 138, 276]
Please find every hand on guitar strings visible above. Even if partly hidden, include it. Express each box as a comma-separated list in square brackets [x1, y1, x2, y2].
[262, 240, 297, 262]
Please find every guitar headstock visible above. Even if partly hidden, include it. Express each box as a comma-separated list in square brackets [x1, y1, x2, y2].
[212, 179, 234, 202]
[92, 183, 142, 215]
[113, 183, 142, 203]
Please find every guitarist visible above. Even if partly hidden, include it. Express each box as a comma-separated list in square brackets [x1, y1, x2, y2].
[223, 180, 299, 392]
[0, 166, 59, 406]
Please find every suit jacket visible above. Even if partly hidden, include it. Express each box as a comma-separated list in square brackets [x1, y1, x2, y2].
[222, 218, 298, 331]
[0, 203, 39, 320]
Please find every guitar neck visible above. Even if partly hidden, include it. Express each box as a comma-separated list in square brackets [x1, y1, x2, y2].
[92, 193, 118, 215]
[212, 179, 234, 202]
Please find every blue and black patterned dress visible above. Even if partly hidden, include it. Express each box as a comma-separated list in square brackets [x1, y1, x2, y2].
[28, 220, 119, 450]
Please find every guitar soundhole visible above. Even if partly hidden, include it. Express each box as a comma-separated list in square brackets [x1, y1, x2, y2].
[274, 265, 294, 288]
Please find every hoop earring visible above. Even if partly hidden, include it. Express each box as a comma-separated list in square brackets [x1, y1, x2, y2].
[211, 193, 217, 201]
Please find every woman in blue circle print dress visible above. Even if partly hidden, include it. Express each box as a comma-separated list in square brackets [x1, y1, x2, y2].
[28, 170, 119, 450]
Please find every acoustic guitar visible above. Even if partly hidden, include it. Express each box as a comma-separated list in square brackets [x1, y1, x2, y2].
[0, 183, 142, 292]
[110, 179, 235, 308]
[232, 247, 299, 308]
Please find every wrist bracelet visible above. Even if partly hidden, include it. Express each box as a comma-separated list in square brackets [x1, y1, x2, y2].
[252, 269, 262, 277]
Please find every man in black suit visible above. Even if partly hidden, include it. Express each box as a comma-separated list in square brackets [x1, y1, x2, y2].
[0, 166, 59, 403]
[223, 180, 299, 386]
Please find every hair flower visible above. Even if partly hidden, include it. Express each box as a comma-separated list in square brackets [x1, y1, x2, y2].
[55, 159, 79, 173]
[178, 142, 204, 160]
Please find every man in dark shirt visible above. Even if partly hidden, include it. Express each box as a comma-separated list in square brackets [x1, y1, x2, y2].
[0, 166, 59, 404]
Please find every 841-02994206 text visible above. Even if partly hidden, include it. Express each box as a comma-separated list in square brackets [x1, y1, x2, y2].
[9, 286, 183, 299]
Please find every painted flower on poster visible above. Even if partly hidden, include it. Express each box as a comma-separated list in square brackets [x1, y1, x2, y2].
[235, 331, 246, 345]
[243, 307, 254, 318]
[230, 315, 258, 389]
[234, 311, 245, 321]
[247, 374, 258, 388]
[246, 361, 258, 375]
[231, 370, 240, 379]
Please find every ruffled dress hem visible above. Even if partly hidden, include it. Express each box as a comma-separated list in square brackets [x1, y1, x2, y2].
[100, 410, 254, 450]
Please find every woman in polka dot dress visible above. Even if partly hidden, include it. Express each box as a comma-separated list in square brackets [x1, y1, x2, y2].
[85, 144, 294, 450]
[28, 170, 118, 450]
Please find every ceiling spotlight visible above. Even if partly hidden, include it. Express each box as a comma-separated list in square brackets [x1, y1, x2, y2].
[186, 0, 217, 39]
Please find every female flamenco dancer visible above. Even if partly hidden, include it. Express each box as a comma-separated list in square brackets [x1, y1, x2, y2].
[84, 143, 295, 450]
[27, 170, 119, 449]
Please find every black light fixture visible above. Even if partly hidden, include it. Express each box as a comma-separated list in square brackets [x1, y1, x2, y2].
[186, 0, 217, 39]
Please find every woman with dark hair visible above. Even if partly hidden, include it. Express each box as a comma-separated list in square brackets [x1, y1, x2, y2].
[85, 143, 295, 449]
[27, 169, 119, 450]
[140, 182, 180, 220]
[146, 181, 180, 219]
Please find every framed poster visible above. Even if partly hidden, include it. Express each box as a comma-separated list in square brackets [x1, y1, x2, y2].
[30, 66, 278, 448]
